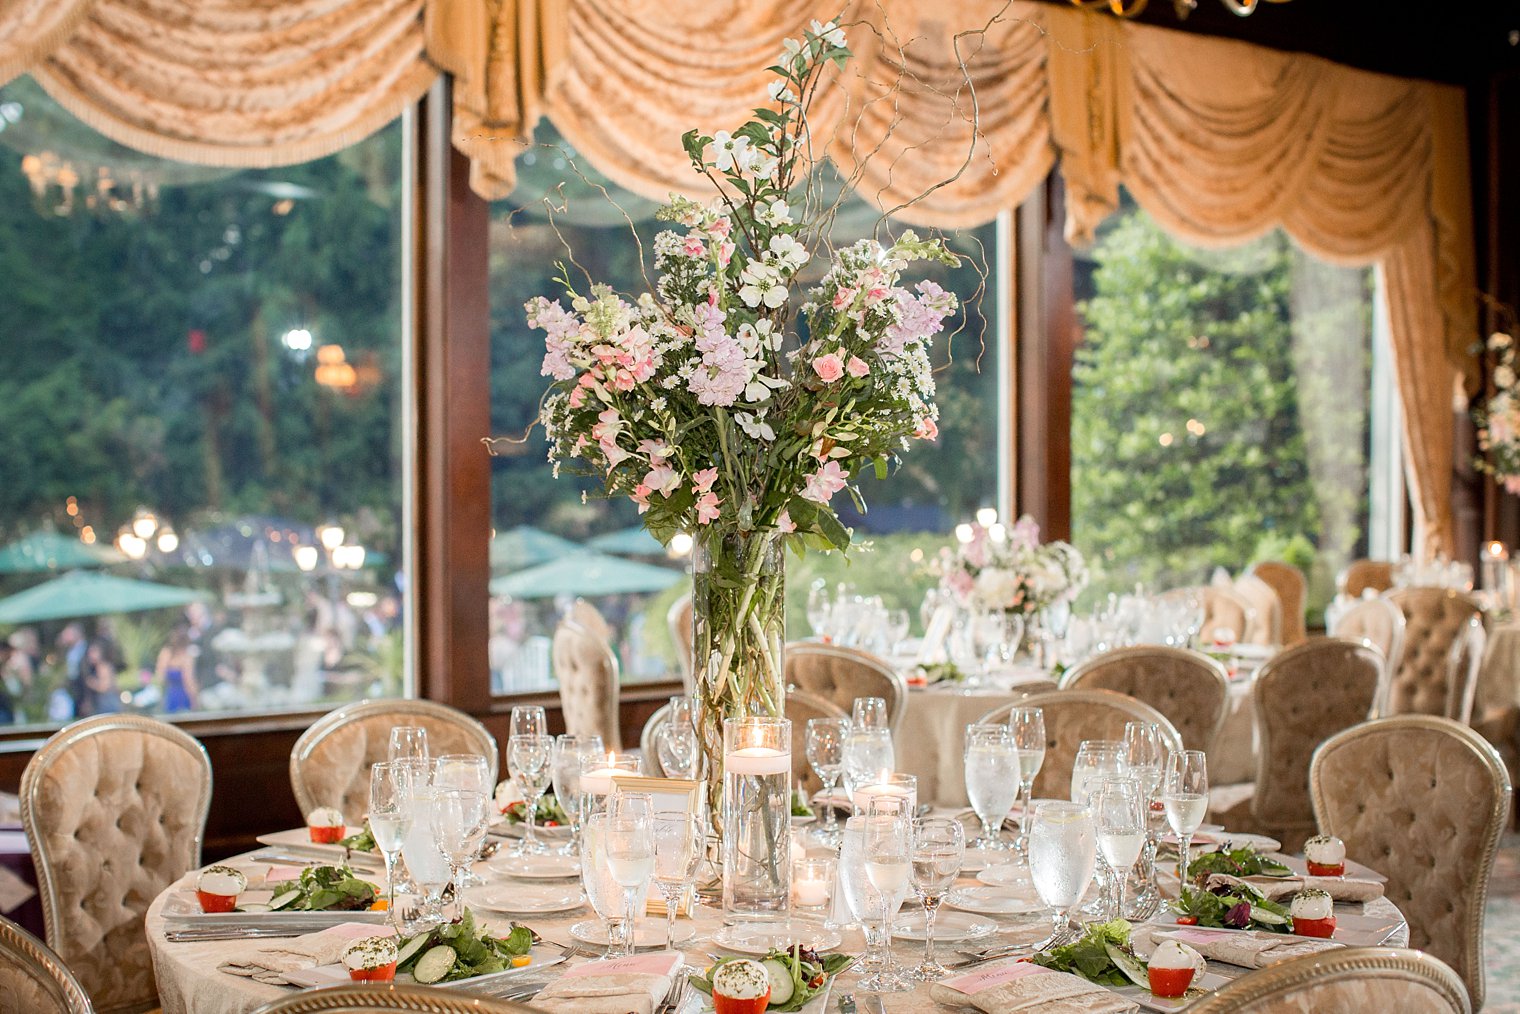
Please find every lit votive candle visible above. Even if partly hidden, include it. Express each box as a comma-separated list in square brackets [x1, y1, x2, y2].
[724, 745, 790, 777]
[792, 856, 835, 911]
[579, 753, 640, 795]
[852, 771, 917, 815]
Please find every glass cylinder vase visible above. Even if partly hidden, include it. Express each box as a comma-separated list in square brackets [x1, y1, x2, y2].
[722, 716, 792, 924]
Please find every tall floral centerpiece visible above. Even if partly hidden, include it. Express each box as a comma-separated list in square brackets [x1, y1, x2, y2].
[527, 21, 960, 839]
[1476, 329, 1520, 494]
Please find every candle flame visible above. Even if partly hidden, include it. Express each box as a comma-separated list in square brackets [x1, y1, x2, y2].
[878, 768, 891, 783]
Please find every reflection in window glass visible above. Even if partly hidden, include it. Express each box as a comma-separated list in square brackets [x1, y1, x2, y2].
[1070, 195, 1375, 618]
[0, 78, 409, 726]
[487, 124, 1001, 693]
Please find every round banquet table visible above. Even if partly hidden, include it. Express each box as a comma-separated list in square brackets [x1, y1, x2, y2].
[146, 825, 1408, 1014]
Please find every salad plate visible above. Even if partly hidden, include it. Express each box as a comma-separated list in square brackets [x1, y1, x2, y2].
[466, 883, 585, 915]
[1161, 831, 1280, 854]
[945, 885, 1043, 916]
[163, 864, 388, 928]
[569, 919, 696, 948]
[712, 923, 842, 956]
[1032, 919, 1226, 1010]
[254, 828, 383, 869]
[976, 862, 1032, 888]
[693, 947, 851, 1013]
[1276, 854, 1387, 884]
[1150, 907, 1403, 946]
[491, 853, 581, 880]
[890, 910, 996, 943]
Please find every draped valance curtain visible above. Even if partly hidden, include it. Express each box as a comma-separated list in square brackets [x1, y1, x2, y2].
[0, 0, 1475, 555]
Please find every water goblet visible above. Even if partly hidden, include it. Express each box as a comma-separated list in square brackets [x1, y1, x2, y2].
[1162, 750, 1209, 890]
[580, 812, 631, 957]
[842, 727, 894, 801]
[1070, 740, 1126, 805]
[907, 817, 964, 981]
[1008, 707, 1045, 859]
[650, 810, 703, 948]
[655, 699, 699, 778]
[552, 734, 603, 855]
[431, 788, 489, 921]
[510, 705, 548, 739]
[963, 723, 1020, 850]
[388, 726, 428, 764]
[805, 717, 849, 843]
[1028, 800, 1096, 949]
[434, 754, 491, 884]
[603, 795, 655, 953]
[508, 733, 554, 855]
[400, 782, 451, 933]
[852, 697, 889, 732]
[367, 761, 412, 931]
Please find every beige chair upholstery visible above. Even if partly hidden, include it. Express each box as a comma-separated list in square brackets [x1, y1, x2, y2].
[1341, 558, 1396, 599]
[978, 689, 1183, 801]
[552, 619, 622, 750]
[1234, 573, 1283, 646]
[249, 982, 537, 1012]
[784, 689, 849, 794]
[1060, 646, 1229, 751]
[1310, 716, 1510, 1010]
[0, 912, 93, 1014]
[1386, 587, 1485, 724]
[1330, 597, 1405, 715]
[1212, 638, 1382, 851]
[1185, 947, 1470, 1014]
[1251, 560, 1308, 645]
[667, 592, 694, 693]
[21, 715, 211, 1014]
[1196, 584, 1254, 644]
[290, 700, 498, 820]
[568, 598, 613, 644]
[783, 643, 906, 732]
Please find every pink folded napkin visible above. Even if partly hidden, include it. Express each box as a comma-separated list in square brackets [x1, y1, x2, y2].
[928, 961, 1138, 1013]
[219, 923, 393, 985]
[533, 951, 684, 1014]
[1204, 872, 1383, 903]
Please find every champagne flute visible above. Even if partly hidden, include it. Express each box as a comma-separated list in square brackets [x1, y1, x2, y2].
[389, 726, 429, 764]
[963, 723, 1020, 850]
[431, 788, 489, 921]
[860, 812, 911, 992]
[650, 810, 703, 949]
[1162, 750, 1209, 890]
[907, 817, 964, 981]
[806, 718, 849, 843]
[509, 733, 554, 855]
[552, 734, 603, 855]
[511, 705, 548, 739]
[368, 761, 412, 931]
[1123, 722, 1165, 812]
[1008, 707, 1045, 859]
[1028, 800, 1096, 948]
[852, 697, 889, 732]
[604, 794, 655, 953]
[1092, 777, 1145, 920]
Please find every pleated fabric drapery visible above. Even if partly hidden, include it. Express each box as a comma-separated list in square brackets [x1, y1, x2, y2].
[0, 0, 1479, 554]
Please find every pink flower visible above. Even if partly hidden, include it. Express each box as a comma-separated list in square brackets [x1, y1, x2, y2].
[643, 465, 681, 497]
[638, 439, 674, 464]
[717, 240, 736, 268]
[568, 385, 587, 409]
[683, 235, 707, 258]
[800, 461, 849, 503]
[599, 436, 631, 468]
[695, 491, 722, 525]
[812, 353, 845, 384]
[631, 484, 652, 514]
[777, 510, 796, 533]
[691, 468, 719, 493]
[914, 417, 939, 440]
[833, 287, 856, 311]
[1506, 476, 1520, 496]
[709, 217, 732, 239]
[947, 570, 974, 599]
[846, 355, 870, 378]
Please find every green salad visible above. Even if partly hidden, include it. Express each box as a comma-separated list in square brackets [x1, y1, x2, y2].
[1185, 846, 1291, 885]
[267, 865, 379, 912]
[791, 789, 814, 817]
[502, 793, 569, 827]
[337, 824, 377, 854]
[1030, 919, 1149, 988]
[1171, 881, 1290, 933]
[692, 947, 853, 1012]
[396, 908, 536, 983]
[913, 661, 967, 685]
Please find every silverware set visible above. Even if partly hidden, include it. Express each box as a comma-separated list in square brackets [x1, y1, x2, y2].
[164, 927, 309, 942]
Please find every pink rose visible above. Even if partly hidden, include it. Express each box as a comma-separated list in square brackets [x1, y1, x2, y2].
[812, 353, 845, 384]
[914, 417, 939, 440]
[846, 355, 870, 378]
[695, 491, 722, 525]
[833, 287, 856, 311]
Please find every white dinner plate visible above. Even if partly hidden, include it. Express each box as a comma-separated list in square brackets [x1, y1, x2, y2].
[253, 828, 383, 869]
[958, 847, 1008, 873]
[569, 919, 696, 949]
[711, 922, 843, 955]
[945, 886, 1043, 916]
[490, 853, 582, 880]
[891, 910, 997, 943]
[283, 942, 565, 989]
[1276, 855, 1387, 884]
[1162, 831, 1280, 854]
[467, 883, 586, 915]
[791, 814, 817, 827]
[491, 820, 572, 840]
[976, 862, 1032, 889]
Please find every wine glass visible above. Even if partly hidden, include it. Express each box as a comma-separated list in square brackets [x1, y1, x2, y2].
[907, 817, 964, 981]
[1162, 750, 1209, 889]
[401, 781, 451, 933]
[1092, 777, 1145, 920]
[508, 733, 554, 855]
[434, 754, 491, 885]
[1008, 707, 1045, 859]
[1028, 800, 1096, 948]
[1123, 722, 1165, 810]
[368, 761, 412, 931]
[580, 811, 632, 957]
[843, 728, 895, 801]
[650, 810, 703, 949]
[884, 609, 911, 655]
[1070, 740, 1126, 805]
[963, 723, 1020, 850]
[511, 705, 548, 739]
[806, 717, 849, 843]
[655, 697, 699, 778]
[852, 697, 889, 732]
[552, 734, 603, 855]
[604, 794, 655, 954]
[388, 726, 429, 763]
[431, 788, 489, 921]
[806, 581, 833, 639]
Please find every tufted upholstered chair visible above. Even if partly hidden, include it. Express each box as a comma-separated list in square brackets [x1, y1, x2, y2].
[784, 689, 849, 794]
[1386, 587, 1485, 724]
[552, 619, 622, 750]
[667, 592, 694, 693]
[1234, 573, 1283, 646]
[978, 690, 1182, 801]
[1310, 716, 1509, 1010]
[783, 643, 906, 732]
[568, 598, 613, 644]
[290, 700, 498, 820]
[0, 912, 93, 1013]
[1060, 646, 1228, 751]
[1210, 638, 1382, 851]
[1341, 558, 1396, 599]
[249, 982, 538, 1012]
[1185, 947, 1470, 1014]
[21, 714, 211, 1014]
[1250, 561, 1307, 645]
[1196, 584, 1254, 644]
[1329, 597, 1404, 715]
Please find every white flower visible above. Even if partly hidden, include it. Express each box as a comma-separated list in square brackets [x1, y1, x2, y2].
[767, 80, 797, 103]
[757, 200, 792, 227]
[739, 262, 788, 308]
[779, 37, 804, 64]
[1498, 365, 1516, 389]
[736, 412, 776, 441]
[1491, 332, 1513, 351]
[810, 19, 847, 48]
[768, 233, 809, 272]
[750, 153, 780, 180]
[709, 131, 752, 174]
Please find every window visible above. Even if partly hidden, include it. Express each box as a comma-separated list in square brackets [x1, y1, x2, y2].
[1068, 193, 1395, 620]
[486, 125, 1007, 693]
[0, 77, 411, 727]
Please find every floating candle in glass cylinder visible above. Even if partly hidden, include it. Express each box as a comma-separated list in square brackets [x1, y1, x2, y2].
[852, 771, 917, 816]
[722, 716, 792, 924]
[579, 753, 641, 796]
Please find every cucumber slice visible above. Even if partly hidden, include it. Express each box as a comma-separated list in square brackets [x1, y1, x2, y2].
[395, 933, 432, 972]
[1103, 942, 1150, 989]
[268, 890, 301, 911]
[237, 903, 272, 913]
[761, 958, 795, 1005]
[1251, 906, 1288, 925]
[412, 945, 456, 984]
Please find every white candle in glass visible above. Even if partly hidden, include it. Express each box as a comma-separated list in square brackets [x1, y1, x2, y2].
[580, 754, 636, 795]
[794, 877, 829, 907]
[852, 771, 917, 814]
[724, 745, 790, 776]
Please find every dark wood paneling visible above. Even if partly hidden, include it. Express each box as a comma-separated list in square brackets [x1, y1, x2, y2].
[1017, 177, 1075, 539]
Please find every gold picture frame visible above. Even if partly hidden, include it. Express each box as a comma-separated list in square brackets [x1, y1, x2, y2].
[610, 776, 706, 916]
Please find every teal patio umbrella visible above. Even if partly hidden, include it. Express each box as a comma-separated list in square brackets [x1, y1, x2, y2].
[585, 525, 665, 557]
[0, 531, 124, 573]
[490, 526, 581, 573]
[0, 571, 208, 624]
[490, 551, 682, 599]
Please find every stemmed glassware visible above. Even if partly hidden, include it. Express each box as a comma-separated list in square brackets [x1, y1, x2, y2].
[842, 726, 894, 801]
[511, 705, 548, 739]
[805, 717, 848, 843]
[1028, 800, 1096, 949]
[1092, 778, 1146, 920]
[603, 794, 655, 954]
[840, 812, 911, 993]
[400, 769, 451, 932]
[907, 817, 964, 981]
[431, 788, 489, 921]
[1123, 721, 1166, 916]
[1070, 740, 1127, 805]
[580, 812, 632, 958]
[654, 696, 699, 779]
[389, 726, 429, 764]
[367, 761, 412, 930]
[852, 697, 889, 732]
[964, 723, 1020, 850]
[1008, 707, 1045, 858]
[650, 810, 703, 949]
[551, 734, 603, 856]
[508, 733, 554, 855]
[1162, 750, 1209, 890]
[434, 754, 491, 884]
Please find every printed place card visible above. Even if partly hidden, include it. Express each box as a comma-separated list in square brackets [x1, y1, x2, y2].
[564, 952, 684, 978]
[941, 960, 1049, 995]
[1168, 928, 1234, 946]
